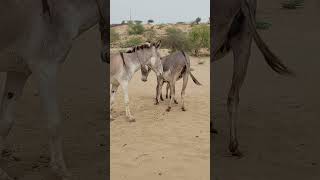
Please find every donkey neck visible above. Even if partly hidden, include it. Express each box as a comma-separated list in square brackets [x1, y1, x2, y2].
[123, 52, 143, 73]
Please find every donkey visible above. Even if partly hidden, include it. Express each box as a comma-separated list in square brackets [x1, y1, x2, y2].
[110, 41, 163, 122]
[212, 0, 294, 156]
[0, 0, 107, 179]
[141, 51, 201, 112]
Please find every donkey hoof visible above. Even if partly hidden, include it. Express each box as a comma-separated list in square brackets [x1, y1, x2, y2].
[51, 164, 72, 179]
[160, 97, 164, 101]
[229, 141, 242, 157]
[210, 128, 218, 134]
[165, 95, 168, 99]
[154, 101, 159, 105]
[174, 100, 178, 104]
[128, 116, 136, 122]
[181, 107, 186, 111]
[166, 107, 171, 112]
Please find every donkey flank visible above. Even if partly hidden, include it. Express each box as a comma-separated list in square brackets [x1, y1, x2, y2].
[0, 0, 107, 179]
[212, 0, 294, 157]
[110, 41, 163, 122]
[141, 51, 202, 112]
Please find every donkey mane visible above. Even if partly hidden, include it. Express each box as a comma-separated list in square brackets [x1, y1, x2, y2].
[126, 43, 154, 53]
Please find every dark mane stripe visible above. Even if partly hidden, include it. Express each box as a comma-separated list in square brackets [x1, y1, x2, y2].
[126, 43, 153, 53]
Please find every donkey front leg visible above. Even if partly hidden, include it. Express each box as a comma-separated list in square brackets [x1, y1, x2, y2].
[166, 80, 176, 112]
[120, 81, 135, 122]
[0, 71, 30, 180]
[155, 78, 163, 105]
[35, 63, 71, 179]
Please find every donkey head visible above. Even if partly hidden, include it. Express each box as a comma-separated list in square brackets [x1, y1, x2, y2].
[127, 41, 163, 79]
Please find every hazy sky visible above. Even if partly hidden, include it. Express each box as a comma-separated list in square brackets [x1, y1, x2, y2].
[111, 0, 210, 24]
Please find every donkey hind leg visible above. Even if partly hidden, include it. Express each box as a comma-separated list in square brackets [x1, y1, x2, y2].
[159, 83, 164, 101]
[181, 72, 189, 111]
[33, 63, 71, 179]
[159, 79, 165, 101]
[110, 83, 119, 120]
[0, 72, 30, 180]
[166, 80, 176, 112]
[227, 30, 252, 157]
[165, 83, 169, 99]
[120, 81, 135, 122]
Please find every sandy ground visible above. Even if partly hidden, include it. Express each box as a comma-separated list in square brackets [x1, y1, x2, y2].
[0, 27, 107, 179]
[111, 55, 210, 180]
[213, 1, 320, 179]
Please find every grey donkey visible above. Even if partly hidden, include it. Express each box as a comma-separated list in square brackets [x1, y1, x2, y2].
[110, 41, 163, 122]
[0, 0, 107, 179]
[141, 51, 201, 112]
[212, 0, 294, 156]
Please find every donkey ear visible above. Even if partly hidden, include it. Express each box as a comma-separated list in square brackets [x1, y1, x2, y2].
[155, 40, 162, 48]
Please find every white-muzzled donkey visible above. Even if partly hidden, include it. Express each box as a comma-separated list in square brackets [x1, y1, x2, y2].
[110, 41, 163, 122]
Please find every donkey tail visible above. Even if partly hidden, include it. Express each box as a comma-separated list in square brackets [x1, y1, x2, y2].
[189, 72, 202, 86]
[180, 51, 202, 86]
[240, 0, 294, 76]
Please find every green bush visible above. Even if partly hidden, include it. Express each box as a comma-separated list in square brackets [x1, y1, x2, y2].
[161, 28, 191, 52]
[128, 21, 145, 35]
[144, 29, 157, 42]
[110, 28, 120, 44]
[121, 37, 144, 48]
[188, 25, 210, 56]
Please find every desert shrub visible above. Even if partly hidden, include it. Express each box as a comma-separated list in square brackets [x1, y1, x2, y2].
[134, 20, 143, 24]
[128, 21, 145, 35]
[144, 29, 157, 42]
[188, 24, 210, 56]
[281, 0, 304, 9]
[158, 24, 166, 29]
[121, 20, 126, 25]
[176, 22, 186, 25]
[110, 28, 120, 44]
[148, 19, 154, 24]
[161, 27, 191, 52]
[121, 37, 144, 48]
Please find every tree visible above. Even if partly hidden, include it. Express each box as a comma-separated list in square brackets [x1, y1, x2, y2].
[188, 24, 210, 56]
[128, 21, 145, 35]
[161, 28, 191, 52]
[147, 19, 154, 24]
[195, 17, 201, 24]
